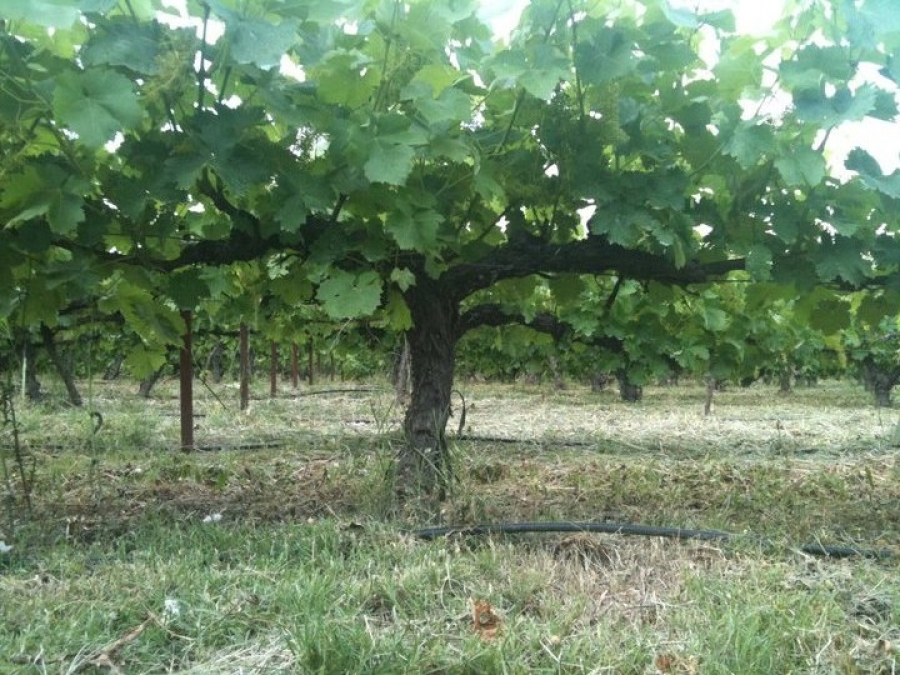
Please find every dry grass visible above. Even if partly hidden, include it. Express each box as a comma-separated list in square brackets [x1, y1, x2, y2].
[8, 378, 900, 543]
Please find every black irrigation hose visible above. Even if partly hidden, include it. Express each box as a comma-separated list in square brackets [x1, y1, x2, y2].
[406, 521, 896, 560]
[457, 434, 593, 446]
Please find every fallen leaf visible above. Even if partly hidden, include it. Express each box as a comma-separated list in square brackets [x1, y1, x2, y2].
[654, 652, 698, 674]
[472, 599, 501, 641]
[655, 653, 674, 672]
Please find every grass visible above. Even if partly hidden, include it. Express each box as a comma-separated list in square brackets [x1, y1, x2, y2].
[1, 377, 898, 673]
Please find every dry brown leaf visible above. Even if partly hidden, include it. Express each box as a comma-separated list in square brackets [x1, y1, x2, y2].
[655, 653, 674, 672]
[654, 652, 698, 674]
[471, 599, 501, 641]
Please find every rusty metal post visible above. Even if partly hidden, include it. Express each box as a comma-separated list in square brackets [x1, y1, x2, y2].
[269, 341, 278, 398]
[180, 310, 194, 451]
[240, 322, 250, 411]
[291, 342, 299, 388]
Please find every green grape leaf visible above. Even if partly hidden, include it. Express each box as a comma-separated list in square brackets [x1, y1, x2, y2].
[390, 267, 417, 291]
[201, 266, 241, 300]
[228, 18, 300, 69]
[48, 191, 85, 234]
[702, 306, 729, 332]
[81, 19, 161, 74]
[77, 0, 118, 11]
[304, 0, 365, 23]
[775, 146, 825, 186]
[574, 25, 636, 85]
[385, 208, 443, 251]
[99, 282, 184, 344]
[2, 0, 81, 27]
[589, 207, 655, 247]
[808, 297, 851, 333]
[869, 88, 898, 120]
[53, 69, 143, 148]
[376, 290, 413, 330]
[661, 4, 700, 28]
[793, 84, 877, 126]
[881, 49, 900, 83]
[745, 244, 773, 280]
[317, 270, 383, 318]
[700, 9, 735, 31]
[548, 275, 587, 303]
[415, 88, 473, 125]
[780, 45, 854, 88]
[124, 344, 169, 379]
[856, 293, 897, 328]
[671, 237, 687, 269]
[427, 135, 473, 163]
[518, 45, 569, 100]
[724, 123, 776, 168]
[846, 148, 900, 198]
[814, 236, 869, 285]
[364, 139, 416, 186]
[13, 221, 53, 253]
[855, 0, 900, 37]
[0, 165, 86, 234]
[164, 152, 208, 190]
[167, 268, 209, 309]
[316, 52, 379, 107]
[714, 39, 763, 98]
[211, 146, 271, 197]
[407, 63, 463, 96]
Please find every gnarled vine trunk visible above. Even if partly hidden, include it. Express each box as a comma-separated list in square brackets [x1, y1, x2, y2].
[397, 283, 459, 501]
[862, 360, 900, 407]
[40, 324, 82, 407]
[23, 341, 42, 402]
[617, 370, 643, 402]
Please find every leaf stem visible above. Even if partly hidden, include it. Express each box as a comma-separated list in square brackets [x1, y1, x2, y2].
[123, 0, 139, 23]
[196, 2, 211, 112]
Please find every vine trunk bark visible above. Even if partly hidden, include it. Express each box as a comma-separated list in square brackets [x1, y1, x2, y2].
[617, 370, 643, 402]
[862, 360, 899, 407]
[22, 341, 42, 401]
[397, 284, 459, 502]
[40, 324, 82, 407]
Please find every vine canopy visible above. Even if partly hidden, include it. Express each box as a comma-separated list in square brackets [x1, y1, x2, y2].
[1, 0, 899, 344]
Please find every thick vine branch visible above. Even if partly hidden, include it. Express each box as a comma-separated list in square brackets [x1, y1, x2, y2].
[456, 303, 624, 354]
[445, 233, 745, 300]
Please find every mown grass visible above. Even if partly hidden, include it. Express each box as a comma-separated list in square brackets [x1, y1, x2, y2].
[1, 378, 898, 673]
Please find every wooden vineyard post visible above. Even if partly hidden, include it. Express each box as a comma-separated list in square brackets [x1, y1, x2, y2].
[240, 322, 250, 411]
[291, 342, 299, 388]
[704, 376, 715, 417]
[20, 342, 27, 399]
[270, 341, 278, 398]
[180, 309, 194, 451]
[395, 334, 411, 404]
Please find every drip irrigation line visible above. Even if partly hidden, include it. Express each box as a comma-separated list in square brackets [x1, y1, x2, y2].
[287, 387, 382, 397]
[405, 520, 895, 560]
[457, 434, 594, 447]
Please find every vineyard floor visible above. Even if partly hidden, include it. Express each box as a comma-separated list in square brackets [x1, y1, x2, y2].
[1, 378, 898, 673]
